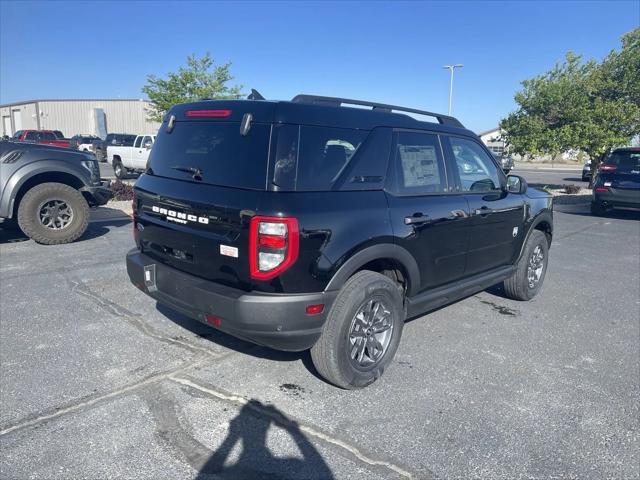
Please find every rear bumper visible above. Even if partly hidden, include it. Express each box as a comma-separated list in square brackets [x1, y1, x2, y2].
[593, 189, 640, 208]
[81, 181, 113, 206]
[126, 249, 336, 351]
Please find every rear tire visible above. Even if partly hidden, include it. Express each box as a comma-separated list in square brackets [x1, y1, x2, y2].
[311, 271, 405, 389]
[17, 182, 89, 245]
[113, 160, 127, 179]
[503, 230, 548, 301]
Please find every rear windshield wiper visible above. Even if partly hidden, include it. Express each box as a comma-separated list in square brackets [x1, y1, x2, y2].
[171, 165, 203, 180]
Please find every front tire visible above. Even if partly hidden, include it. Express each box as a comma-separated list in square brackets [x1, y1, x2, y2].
[503, 230, 549, 301]
[17, 182, 89, 245]
[311, 271, 405, 389]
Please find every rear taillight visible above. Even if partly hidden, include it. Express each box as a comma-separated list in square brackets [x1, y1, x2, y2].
[249, 216, 299, 281]
[599, 163, 617, 173]
[594, 186, 609, 192]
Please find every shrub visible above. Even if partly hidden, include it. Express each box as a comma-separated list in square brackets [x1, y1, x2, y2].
[110, 180, 134, 201]
[563, 184, 581, 194]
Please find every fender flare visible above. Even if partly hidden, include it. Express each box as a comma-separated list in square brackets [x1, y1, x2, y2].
[518, 210, 553, 260]
[1, 164, 88, 218]
[324, 243, 421, 296]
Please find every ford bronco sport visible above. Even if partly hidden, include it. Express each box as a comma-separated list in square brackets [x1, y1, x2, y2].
[126, 94, 553, 389]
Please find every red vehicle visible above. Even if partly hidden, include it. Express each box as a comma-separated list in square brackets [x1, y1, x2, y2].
[12, 130, 71, 148]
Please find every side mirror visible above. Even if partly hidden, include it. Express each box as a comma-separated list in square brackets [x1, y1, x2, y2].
[506, 175, 527, 194]
[144, 142, 153, 150]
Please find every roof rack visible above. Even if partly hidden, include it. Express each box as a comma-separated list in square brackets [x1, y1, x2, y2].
[291, 94, 464, 128]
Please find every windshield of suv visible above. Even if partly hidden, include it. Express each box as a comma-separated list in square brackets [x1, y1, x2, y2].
[148, 121, 271, 189]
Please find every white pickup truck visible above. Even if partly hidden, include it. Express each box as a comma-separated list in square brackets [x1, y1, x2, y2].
[107, 134, 156, 179]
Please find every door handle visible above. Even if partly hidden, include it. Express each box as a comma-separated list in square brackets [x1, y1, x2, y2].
[474, 206, 494, 216]
[404, 213, 431, 225]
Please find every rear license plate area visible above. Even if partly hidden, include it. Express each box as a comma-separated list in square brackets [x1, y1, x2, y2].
[144, 264, 157, 292]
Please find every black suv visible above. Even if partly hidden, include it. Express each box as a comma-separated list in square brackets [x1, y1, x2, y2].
[126, 95, 553, 389]
[591, 147, 640, 215]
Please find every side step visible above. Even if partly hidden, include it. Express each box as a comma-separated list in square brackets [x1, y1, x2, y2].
[406, 265, 515, 318]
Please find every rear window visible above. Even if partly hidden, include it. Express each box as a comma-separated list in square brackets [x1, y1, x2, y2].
[148, 121, 271, 189]
[605, 150, 640, 171]
[110, 134, 136, 146]
[273, 125, 368, 191]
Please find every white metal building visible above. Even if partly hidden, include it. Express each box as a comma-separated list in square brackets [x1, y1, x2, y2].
[479, 127, 506, 155]
[0, 99, 161, 138]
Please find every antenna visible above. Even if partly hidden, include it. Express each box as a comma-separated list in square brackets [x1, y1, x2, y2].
[247, 89, 266, 101]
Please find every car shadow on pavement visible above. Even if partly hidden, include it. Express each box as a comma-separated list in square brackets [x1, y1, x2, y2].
[0, 222, 29, 243]
[196, 399, 334, 480]
[555, 203, 640, 220]
[156, 304, 327, 382]
[0, 218, 132, 245]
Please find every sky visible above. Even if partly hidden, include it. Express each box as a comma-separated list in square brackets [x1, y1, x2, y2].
[0, 0, 638, 132]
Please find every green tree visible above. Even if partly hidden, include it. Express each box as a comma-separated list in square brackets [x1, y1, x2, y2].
[142, 53, 243, 122]
[501, 29, 640, 173]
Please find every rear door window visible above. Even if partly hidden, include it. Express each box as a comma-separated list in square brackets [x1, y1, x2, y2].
[389, 131, 447, 195]
[273, 125, 368, 191]
[148, 121, 271, 189]
[134, 137, 142, 148]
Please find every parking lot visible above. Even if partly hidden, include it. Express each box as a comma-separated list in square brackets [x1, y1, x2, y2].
[1, 192, 638, 478]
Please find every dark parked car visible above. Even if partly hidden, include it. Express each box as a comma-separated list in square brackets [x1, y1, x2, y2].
[126, 94, 553, 389]
[92, 133, 137, 162]
[591, 147, 640, 215]
[69, 134, 101, 152]
[0, 141, 112, 244]
[582, 160, 592, 181]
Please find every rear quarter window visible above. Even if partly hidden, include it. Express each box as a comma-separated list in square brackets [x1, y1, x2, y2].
[273, 125, 368, 191]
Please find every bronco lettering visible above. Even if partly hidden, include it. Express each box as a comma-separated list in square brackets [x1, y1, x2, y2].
[151, 205, 209, 224]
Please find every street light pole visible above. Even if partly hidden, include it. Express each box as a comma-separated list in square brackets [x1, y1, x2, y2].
[443, 64, 463, 115]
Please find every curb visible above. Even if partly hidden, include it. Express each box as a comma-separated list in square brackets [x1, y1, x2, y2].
[514, 164, 583, 171]
[552, 194, 591, 205]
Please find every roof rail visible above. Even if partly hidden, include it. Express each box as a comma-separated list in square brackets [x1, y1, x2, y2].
[291, 94, 464, 128]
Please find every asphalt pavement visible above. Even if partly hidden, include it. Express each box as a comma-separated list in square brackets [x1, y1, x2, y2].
[0, 204, 638, 479]
[510, 166, 586, 189]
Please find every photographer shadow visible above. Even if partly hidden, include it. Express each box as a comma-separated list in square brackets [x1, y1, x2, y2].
[197, 399, 334, 480]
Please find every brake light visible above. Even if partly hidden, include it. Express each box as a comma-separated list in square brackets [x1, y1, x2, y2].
[599, 163, 617, 172]
[205, 314, 221, 326]
[249, 216, 299, 281]
[594, 187, 609, 192]
[185, 109, 231, 118]
[306, 304, 324, 315]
